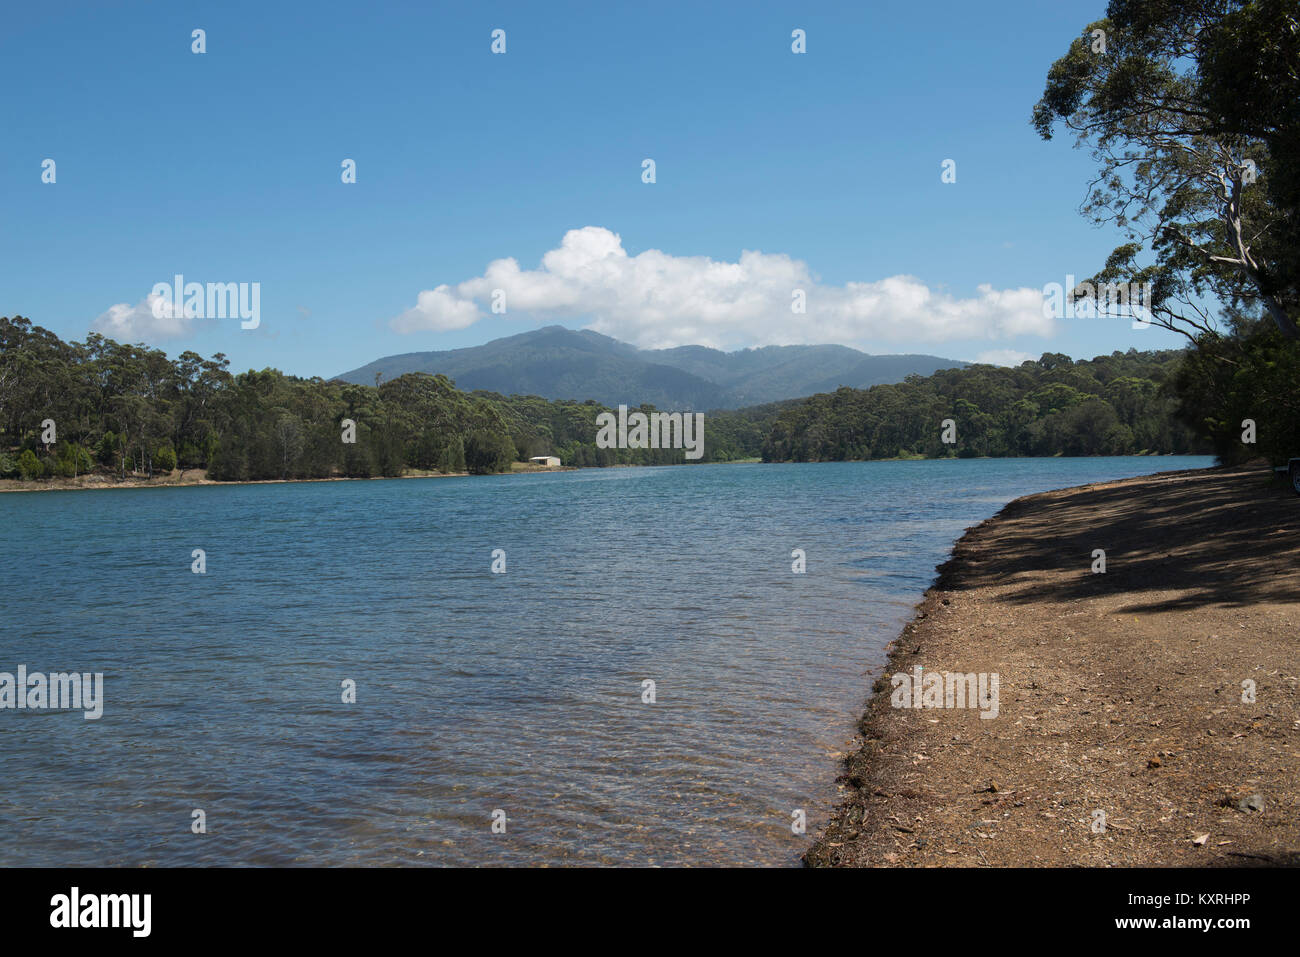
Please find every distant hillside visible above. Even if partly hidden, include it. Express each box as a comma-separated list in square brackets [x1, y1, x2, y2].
[762, 349, 1210, 461]
[334, 326, 968, 409]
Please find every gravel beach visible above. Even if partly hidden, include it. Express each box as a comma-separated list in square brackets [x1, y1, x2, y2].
[806, 465, 1300, 867]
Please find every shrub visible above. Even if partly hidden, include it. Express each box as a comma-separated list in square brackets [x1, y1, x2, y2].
[154, 443, 178, 472]
[464, 431, 516, 474]
[95, 431, 119, 465]
[177, 441, 204, 469]
[17, 448, 44, 480]
[439, 434, 467, 473]
[54, 443, 94, 477]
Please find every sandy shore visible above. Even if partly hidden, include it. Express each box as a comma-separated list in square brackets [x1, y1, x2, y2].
[806, 465, 1300, 867]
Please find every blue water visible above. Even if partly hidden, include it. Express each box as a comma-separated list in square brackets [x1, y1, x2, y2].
[0, 457, 1213, 866]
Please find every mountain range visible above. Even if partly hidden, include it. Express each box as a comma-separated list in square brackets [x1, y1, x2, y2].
[334, 325, 968, 409]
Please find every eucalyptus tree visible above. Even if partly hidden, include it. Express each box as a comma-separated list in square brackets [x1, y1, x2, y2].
[1032, 0, 1300, 341]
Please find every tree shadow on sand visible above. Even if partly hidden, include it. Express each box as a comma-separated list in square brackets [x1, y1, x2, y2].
[935, 467, 1300, 614]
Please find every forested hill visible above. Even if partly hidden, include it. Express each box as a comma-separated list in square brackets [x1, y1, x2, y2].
[0, 316, 767, 483]
[335, 325, 967, 409]
[761, 350, 1212, 461]
[0, 315, 1211, 485]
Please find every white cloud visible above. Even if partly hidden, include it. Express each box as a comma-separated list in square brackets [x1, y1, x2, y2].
[389, 227, 1058, 348]
[974, 349, 1037, 367]
[391, 284, 482, 333]
[91, 293, 193, 342]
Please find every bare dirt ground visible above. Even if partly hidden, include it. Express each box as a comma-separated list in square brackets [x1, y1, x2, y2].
[805, 465, 1300, 867]
[0, 468, 219, 492]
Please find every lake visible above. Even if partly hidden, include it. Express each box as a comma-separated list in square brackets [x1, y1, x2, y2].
[0, 457, 1214, 866]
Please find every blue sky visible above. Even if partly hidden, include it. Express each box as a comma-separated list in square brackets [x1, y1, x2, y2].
[0, 0, 1184, 379]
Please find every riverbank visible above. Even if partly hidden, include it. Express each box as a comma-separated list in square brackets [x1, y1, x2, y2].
[0, 461, 580, 493]
[806, 465, 1300, 867]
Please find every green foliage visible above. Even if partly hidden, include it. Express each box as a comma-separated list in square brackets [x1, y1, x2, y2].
[1033, 2, 1300, 467]
[95, 431, 119, 465]
[1170, 309, 1300, 465]
[763, 351, 1210, 462]
[1032, 0, 1300, 341]
[464, 431, 517, 474]
[53, 442, 94, 477]
[17, 448, 43, 480]
[0, 315, 766, 483]
[153, 442, 178, 472]
[0, 314, 1220, 480]
[177, 441, 203, 469]
[440, 434, 466, 473]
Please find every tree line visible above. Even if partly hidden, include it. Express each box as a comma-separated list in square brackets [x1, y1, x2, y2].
[761, 350, 1212, 462]
[0, 316, 763, 483]
[2, 315, 1233, 485]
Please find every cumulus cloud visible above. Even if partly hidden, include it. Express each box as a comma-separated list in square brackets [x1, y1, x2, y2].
[389, 226, 1056, 348]
[391, 284, 482, 333]
[974, 349, 1038, 367]
[91, 294, 194, 342]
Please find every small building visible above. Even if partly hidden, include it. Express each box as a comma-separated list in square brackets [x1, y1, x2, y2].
[529, 456, 561, 467]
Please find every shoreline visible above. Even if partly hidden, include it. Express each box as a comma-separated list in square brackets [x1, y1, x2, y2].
[806, 464, 1300, 867]
[0, 454, 1192, 495]
[0, 464, 577, 494]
